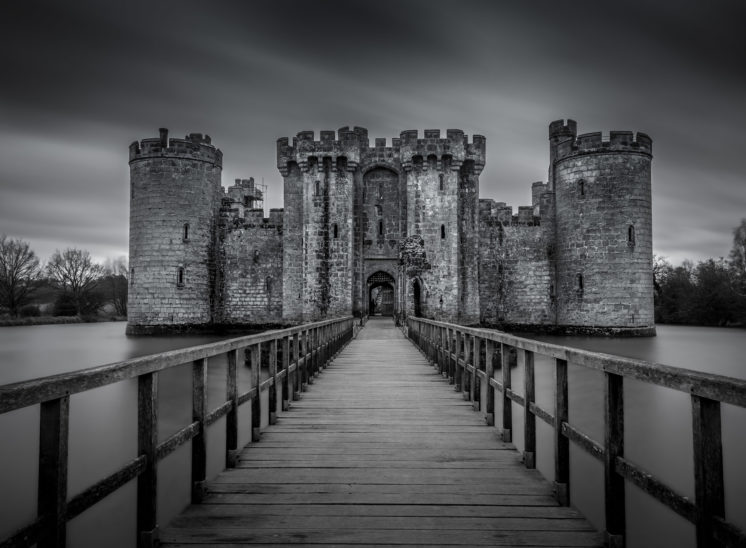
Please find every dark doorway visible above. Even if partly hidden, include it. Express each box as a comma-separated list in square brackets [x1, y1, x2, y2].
[413, 279, 422, 318]
[367, 271, 395, 316]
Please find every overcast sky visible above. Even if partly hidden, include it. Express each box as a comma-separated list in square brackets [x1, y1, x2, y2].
[1, 0, 744, 265]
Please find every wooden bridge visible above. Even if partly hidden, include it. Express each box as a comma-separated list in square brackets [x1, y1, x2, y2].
[1, 316, 745, 547]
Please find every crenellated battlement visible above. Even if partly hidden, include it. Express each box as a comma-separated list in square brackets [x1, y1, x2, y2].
[129, 128, 223, 167]
[277, 128, 485, 175]
[554, 129, 652, 161]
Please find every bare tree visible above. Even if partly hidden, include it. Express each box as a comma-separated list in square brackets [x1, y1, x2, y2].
[46, 248, 105, 316]
[0, 234, 42, 317]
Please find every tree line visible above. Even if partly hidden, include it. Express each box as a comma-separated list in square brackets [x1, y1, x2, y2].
[654, 219, 746, 326]
[0, 235, 128, 319]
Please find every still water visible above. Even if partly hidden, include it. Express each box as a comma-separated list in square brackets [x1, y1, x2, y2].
[0, 322, 744, 547]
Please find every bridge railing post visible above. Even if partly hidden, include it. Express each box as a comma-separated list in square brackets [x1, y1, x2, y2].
[269, 339, 278, 425]
[38, 395, 70, 548]
[471, 337, 480, 410]
[191, 358, 208, 503]
[692, 395, 725, 548]
[250, 344, 262, 442]
[464, 334, 473, 402]
[137, 373, 158, 548]
[293, 332, 301, 398]
[604, 371, 625, 546]
[501, 343, 512, 443]
[282, 337, 290, 411]
[485, 340, 495, 426]
[453, 330, 462, 390]
[226, 350, 239, 468]
[523, 349, 536, 469]
[554, 358, 569, 506]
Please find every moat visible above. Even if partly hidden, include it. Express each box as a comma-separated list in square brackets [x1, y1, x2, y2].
[0, 322, 744, 547]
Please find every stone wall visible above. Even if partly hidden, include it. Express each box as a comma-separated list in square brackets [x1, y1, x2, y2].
[478, 197, 554, 328]
[220, 209, 283, 325]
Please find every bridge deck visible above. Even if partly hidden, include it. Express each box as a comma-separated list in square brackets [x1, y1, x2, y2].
[161, 317, 602, 547]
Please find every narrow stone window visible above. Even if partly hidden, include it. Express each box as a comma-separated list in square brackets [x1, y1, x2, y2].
[253, 249, 260, 263]
[498, 224, 504, 246]
[177, 267, 185, 287]
[439, 173, 444, 191]
[315, 180, 320, 196]
[130, 268, 135, 286]
[183, 223, 189, 241]
[378, 220, 384, 236]
[440, 224, 446, 239]
[265, 276, 272, 293]
[333, 223, 339, 238]
[578, 179, 585, 197]
[628, 225, 636, 247]
[577, 273, 584, 291]
[378, 182, 384, 200]
[244, 196, 250, 207]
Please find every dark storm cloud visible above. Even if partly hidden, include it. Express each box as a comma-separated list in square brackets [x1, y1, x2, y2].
[0, 0, 744, 264]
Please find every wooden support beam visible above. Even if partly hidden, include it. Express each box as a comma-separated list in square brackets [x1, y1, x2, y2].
[269, 339, 278, 425]
[523, 350, 536, 469]
[191, 358, 207, 504]
[485, 340, 495, 426]
[604, 371, 625, 547]
[554, 358, 569, 506]
[38, 395, 69, 548]
[136, 374, 157, 548]
[250, 345, 261, 442]
[226, 350, 238, 468]
[501, 343, 512, 443]
[282, 337, 290, 411]
[292, 333, 300, 399]
[692, 395, 725, 548]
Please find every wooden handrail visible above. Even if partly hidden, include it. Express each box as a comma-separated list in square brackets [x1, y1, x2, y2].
[0, 316, 355, 548]
[407, 316, 746, 548]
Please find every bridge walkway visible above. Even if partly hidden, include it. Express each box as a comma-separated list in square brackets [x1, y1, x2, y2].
[161, 317, 602, 547]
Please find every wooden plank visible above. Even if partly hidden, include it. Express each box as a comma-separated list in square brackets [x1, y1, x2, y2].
[38, 396, 69, 548]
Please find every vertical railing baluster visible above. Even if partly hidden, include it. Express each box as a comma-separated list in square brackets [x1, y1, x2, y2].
[226, 350, 238, 468]
[501, 343, 512, 443]
[269, 339, 278, 425]
[137, 374, 158, 548]
[191, 358, 207, 503]
[554, 358, 569, 506]
[469, 335, 480, 404]
[692, 395, 724, 548]
[454, 330, 462, 391]
[38, 396, 69, 548]
[523, 350, 536, 469]
[464, 334, 473, 402]
[604, 372, 625, 545]
[448, 328, 455, 383]
[293, 332, 301, 397]
[485, 340, 495, 426]
[251, 344, 261, 442]
[282, 336, 291, 411]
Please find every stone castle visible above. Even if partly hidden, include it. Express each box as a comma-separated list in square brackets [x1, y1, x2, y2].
[127, 120, 655, 335]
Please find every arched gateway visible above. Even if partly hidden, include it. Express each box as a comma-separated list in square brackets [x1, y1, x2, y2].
[367, 271, 395, 316]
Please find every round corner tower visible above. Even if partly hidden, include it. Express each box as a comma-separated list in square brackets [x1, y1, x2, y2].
[127, 128, 223, 334]
[550, 120, 654, 334]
